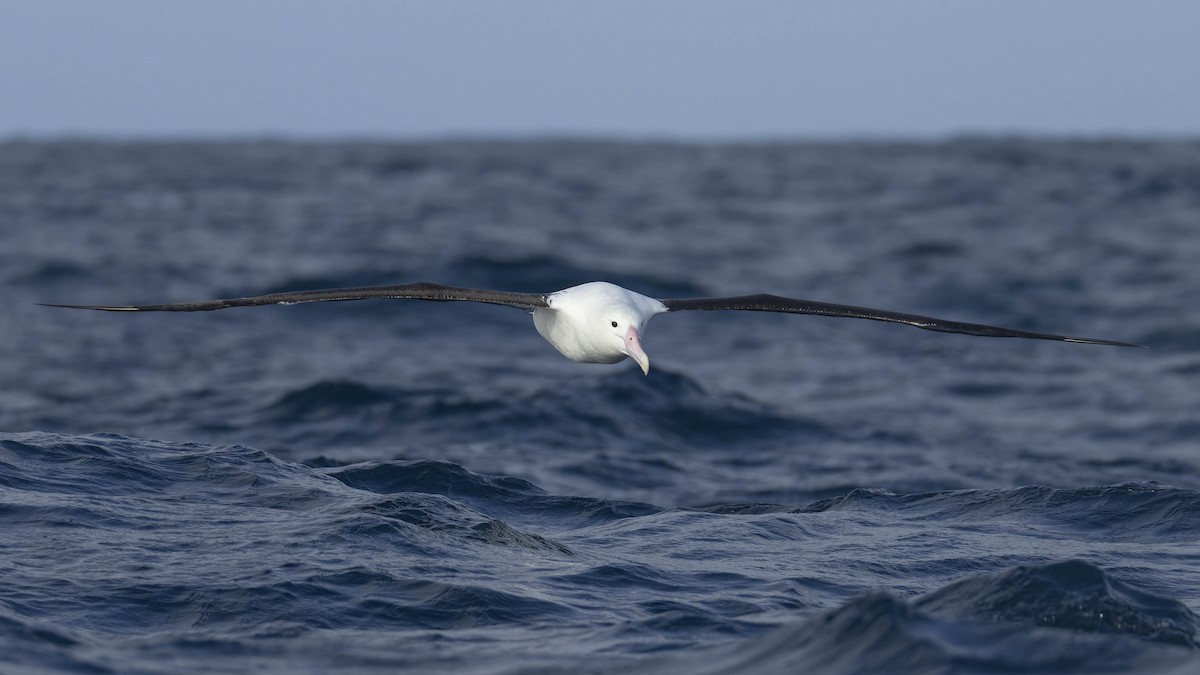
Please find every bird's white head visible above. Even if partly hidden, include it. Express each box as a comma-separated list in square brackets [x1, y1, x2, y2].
[533, 282, 668, 375]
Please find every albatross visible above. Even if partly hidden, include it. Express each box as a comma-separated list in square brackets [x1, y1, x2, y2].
[41, 281, 1140, 374]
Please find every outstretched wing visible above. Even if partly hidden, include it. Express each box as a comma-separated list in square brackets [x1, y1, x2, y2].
[40, 282, 550, 312]
[660, 294, 1141, 347]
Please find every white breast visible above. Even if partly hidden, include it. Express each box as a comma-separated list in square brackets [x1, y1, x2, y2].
[533, 306, 624, 363]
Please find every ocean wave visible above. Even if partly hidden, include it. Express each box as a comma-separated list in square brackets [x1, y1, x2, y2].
[4, 431, 1200, 674]
[795, 483, 1200, 540]
[916, 559, 1200, 648]
[658, 560, 1198, 675]
[330, 459, 661, 528]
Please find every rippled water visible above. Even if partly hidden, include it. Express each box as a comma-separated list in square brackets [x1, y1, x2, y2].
[1, 138, 1198, 673]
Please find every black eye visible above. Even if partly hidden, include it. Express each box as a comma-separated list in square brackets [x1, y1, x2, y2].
[611, 321, 618, 328]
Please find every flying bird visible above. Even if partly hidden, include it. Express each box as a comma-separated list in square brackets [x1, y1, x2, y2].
[41, 281, 1140, 374]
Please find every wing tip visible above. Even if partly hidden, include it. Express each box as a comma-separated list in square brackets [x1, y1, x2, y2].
[38, 303, 142, 312]
[1063, 336, 1147, 348]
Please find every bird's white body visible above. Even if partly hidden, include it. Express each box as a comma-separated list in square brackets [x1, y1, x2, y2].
[533, 282, 668, 373]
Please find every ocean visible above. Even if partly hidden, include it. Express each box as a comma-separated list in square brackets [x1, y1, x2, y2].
[1, 137, 1198, 673]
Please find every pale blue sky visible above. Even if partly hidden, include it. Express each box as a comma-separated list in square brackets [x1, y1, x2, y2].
[2, 1, 1198, 138]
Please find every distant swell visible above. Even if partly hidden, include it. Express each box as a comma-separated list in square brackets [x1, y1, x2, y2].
[259, 370, 832, 453]
[265, 380, 397, 418]
[795, 483, 1200, 540]
[253, 253, 708, 300]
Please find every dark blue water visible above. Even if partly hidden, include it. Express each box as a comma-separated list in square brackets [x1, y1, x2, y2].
[2, 138, 1198, 673]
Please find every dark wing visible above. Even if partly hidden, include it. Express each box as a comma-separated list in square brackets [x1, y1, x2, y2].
[660, 294, 1141, 347]
[40, 282, 549, 312]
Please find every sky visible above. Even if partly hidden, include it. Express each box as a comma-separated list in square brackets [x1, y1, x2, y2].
[2, 1, 1198, 139]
